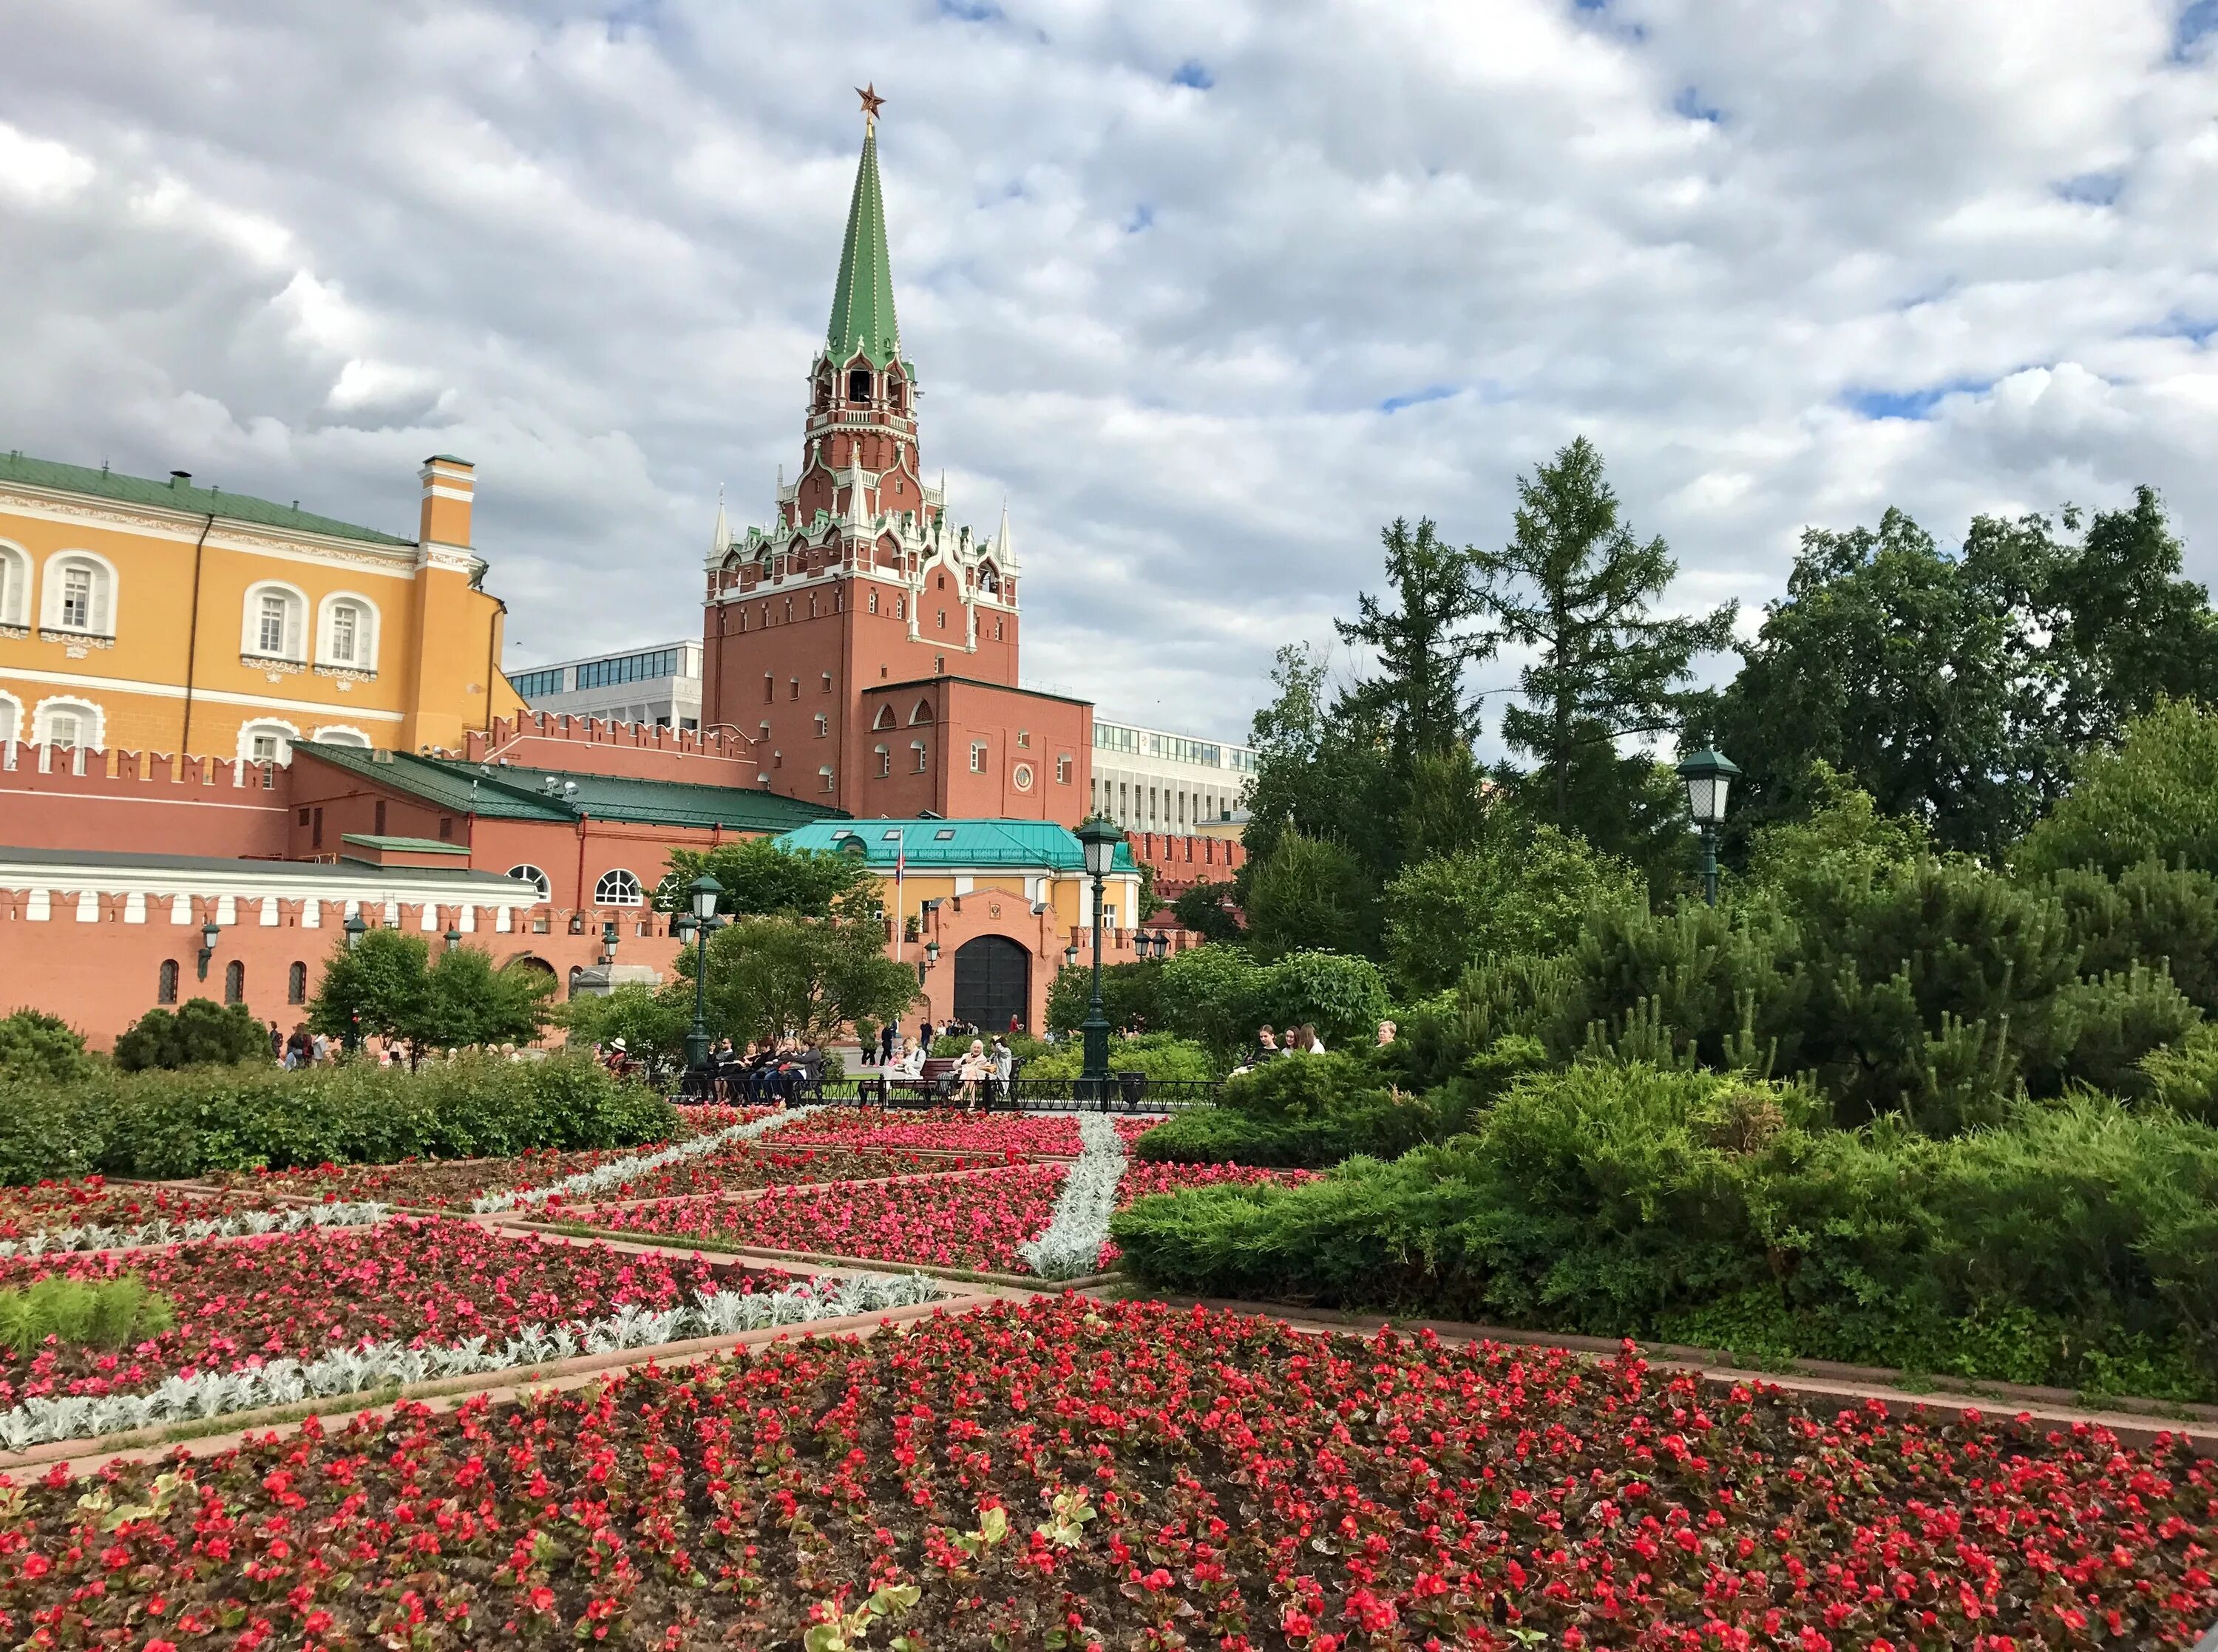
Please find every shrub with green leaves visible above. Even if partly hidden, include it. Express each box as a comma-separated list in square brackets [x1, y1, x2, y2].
[0, 1276, 174, 1356]
[0, 1010, 93, 1084]
[1113, 1062, 2218, 1399]
[0, 1053, 675, 1186]
[1020, 1033, 1214, 1083]
[112, 999, 267, 1073]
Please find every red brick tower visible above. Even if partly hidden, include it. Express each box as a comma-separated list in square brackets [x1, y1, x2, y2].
[701, 89, 1091, 824]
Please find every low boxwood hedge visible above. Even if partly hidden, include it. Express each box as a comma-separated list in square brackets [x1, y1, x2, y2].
[0, 1053, 676, 1185]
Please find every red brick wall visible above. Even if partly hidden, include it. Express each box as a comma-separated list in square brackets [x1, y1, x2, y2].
[0, 744, 291, 858]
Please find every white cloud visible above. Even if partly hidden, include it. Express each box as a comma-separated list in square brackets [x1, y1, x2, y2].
[0, 0, 2214, 748]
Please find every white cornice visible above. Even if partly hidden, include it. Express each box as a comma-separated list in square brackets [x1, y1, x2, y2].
[0, 858, 538, 907]
[0, 486, 420, 579]
[0, 665, 406, 721]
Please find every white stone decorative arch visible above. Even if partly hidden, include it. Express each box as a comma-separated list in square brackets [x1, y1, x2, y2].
[0, 689, 21, 745]
[237, 716, 302, 766]
[31, 694, 103, 749]
[241, 578, 310, 661]
[0, 538, 31, 628]
[315, 590, 380, 671]
[311, 724, 373, 747]
[41, 548, 118, 636]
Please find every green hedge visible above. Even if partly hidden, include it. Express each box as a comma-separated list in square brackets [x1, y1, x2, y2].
[0, 1053, 676, 1185]
[1112, 1062, 2218, 1400]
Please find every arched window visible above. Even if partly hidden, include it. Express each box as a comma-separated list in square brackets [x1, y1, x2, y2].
[909, 698, 934, 725]
[875, 744, 891, 776]
[157, 959, 179, 1005]
[872, 704, 896, 730]
[223, 959, 245, 1005]
[240, 580, 308, 660]
[814, 713, 828, 738]
[238, 718, 300, 766]
[819, 764, 835, 792]
[912, 738, 929, 773]
[868, 588, 879, 614]
[42, 551, 115, 635]
[311, 725, 371, 747]
[288, 961, 308, 1005]
[0, 690, 21, 746]
[847, 368, 872, 402]
[506, 864, 551, 902]
[594, 869, 644, 906]
[0, 541, 30, 628]
[316, 593, 379, 670]
[567, 965, 585, 999]
[33, 696, 102, 750]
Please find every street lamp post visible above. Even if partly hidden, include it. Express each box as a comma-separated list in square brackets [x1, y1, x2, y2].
[340, 913, 368, 1052]
[1675, 747, 1742, 907]
[683, 874, 724, 1088]
[1074, 815, 1123, 1100]
[443, 927, 463, 954]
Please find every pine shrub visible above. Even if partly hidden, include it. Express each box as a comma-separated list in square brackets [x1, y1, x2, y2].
[0, 1276, 175, 1356]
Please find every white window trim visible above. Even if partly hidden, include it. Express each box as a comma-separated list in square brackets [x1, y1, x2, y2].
[594, 869, 645, 907]
[311, 724, 373, 747]
[0, 690, 21, 745]
[315, 591, 380, 670]
[40, 550, 118, 636]
[240, 579, 309, 662]
[507, 864, 551, 903]
[31, 695, 103, 749]
[237, 716, 302, 768]
[0, 539, 30, 628]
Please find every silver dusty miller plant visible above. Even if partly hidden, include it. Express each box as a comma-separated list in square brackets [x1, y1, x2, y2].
[1017, 1112, 1129, 1281]
[473, 1105, 821, 1214]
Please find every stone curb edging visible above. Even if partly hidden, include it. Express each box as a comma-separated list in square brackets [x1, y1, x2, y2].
[0, 1290, 992, 1479]
[1106, 1289, 2218, 1455]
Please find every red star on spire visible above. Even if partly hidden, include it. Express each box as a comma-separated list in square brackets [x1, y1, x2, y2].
[857, 83, 886, 123]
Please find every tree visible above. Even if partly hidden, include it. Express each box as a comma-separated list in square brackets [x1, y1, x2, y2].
[1474, 437, 1735, 823]
[560, 984, 692, 1083]
[1237, 644, 1394, 897]
[1334, 517, 1491, 807]
[1382, 820, 1645, 996]
[1700, 491, 2218, 861]
[0, 1009, 92, 1083]
[2014, 699, 2218, 880]
[308, 928, 428, 1047]
[112, 999, 267, 1071]
[413, 945, 555, 1049]
[1742, 762, 1932, 909]
[656, 837, 878, 920]
[681, 913, 915, 1049]
[1171, 880, 1245, 945]
[1045, 957, 1168, 1034]
[1242, 831, 1377, 960]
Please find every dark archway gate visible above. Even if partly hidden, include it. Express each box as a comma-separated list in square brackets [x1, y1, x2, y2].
[952, 935, 1031, 1033]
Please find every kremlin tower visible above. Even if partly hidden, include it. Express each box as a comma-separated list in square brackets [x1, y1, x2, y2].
[700, 87, 1090, 825]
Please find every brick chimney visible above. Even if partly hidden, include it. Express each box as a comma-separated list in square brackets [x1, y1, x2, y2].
[418, 455, 475, 549]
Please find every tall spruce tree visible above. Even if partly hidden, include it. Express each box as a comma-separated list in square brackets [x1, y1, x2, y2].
[1334, 517, 1490, 767]
[1475, 438, 1735, 823]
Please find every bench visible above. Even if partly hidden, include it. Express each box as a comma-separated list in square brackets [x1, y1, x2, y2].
[877, 1057, 960, 1104]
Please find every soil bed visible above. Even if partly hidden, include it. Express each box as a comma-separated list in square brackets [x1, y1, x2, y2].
[0, 1217, 792, 1406]
[3, 1295, 2212, 1649]
[0, 1177, 292, 1243]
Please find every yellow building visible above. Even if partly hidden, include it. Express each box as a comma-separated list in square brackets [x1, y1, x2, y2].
[0, 451, 522, 762]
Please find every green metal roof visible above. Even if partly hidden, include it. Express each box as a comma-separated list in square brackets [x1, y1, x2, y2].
[293, 741, 844, 834]
[777, 818, 1137, 873]
[340, 834, 469, 856]
[825, 125, 901, 369]
[0, 452, 416, 548]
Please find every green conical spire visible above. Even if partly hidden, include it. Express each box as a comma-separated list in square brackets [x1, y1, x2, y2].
[826, 111, 901, 368]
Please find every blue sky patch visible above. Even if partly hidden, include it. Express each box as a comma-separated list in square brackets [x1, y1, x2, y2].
[2174, 0, 2218, 55]
[2053, 171, 2123, 205]
[1171, 60, 1214, 89]
[1673, 86, 1723, 123]
[1380, 385, 1458, 414]
[937, 0, 1003, 20]
[1843, 381, 1990, 420]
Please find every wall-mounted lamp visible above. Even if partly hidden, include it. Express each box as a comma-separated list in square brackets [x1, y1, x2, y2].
[600, 919, 620, 965]
[197, 919, 220, 980]
[443, 927, 463, 953]
[343, 913, 367, 952]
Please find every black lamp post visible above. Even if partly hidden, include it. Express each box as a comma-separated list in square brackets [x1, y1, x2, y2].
[341, 912, 368, 1051]
[1675, 747, 1742, 907]
[682, 872, 724, 1084]
[196, 919, 220, 981]
[917, 937, 940, 987]
[1074, 815, 1123, 1097]
[600, 919, 620, 965]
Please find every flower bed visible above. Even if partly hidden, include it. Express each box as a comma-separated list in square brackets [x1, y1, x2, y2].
[584, 1160, 1311, 1276]
[777, 1107, 1166, 1159]
[202, 1142, 962, 1212]
[0, 1217, 761, 1407]
[4, 1296, 2212, 1650]
[0, 1179, 245, 1242]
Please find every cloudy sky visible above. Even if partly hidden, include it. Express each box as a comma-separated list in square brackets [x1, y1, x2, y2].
[2, 0, 2214, 746]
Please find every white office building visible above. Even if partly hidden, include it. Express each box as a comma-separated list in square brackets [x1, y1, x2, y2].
[1090, 717, 1256, 834]
[510, 641, 702, 731]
